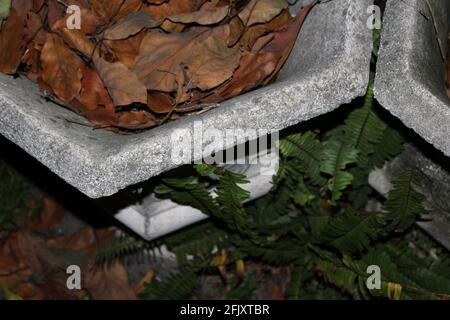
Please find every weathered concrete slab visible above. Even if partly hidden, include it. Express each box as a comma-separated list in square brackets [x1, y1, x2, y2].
[369, 144, 450, 251]
[375, 0, 450, 157]
[0, 0, 372, 198]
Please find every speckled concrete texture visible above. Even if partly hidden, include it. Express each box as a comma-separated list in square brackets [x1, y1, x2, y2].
[375, 0, 450, 157]
[0, 0, 373, 198]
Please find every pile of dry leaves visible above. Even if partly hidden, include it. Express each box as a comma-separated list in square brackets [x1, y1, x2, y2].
[0, 0, 317, 130]
[0, 196, 151, 300]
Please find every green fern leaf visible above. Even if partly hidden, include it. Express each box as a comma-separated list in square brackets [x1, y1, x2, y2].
[315, 208, 386, 254]
[345, 85, 386, 158]
[384, 171, 427, 231]
[279, 131, 326, 185]
[320, 140, 359, 203]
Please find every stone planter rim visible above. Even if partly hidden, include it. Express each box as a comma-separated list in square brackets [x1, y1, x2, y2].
[0, 0, 373, 198]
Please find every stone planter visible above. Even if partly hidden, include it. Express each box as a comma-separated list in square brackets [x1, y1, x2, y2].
[375, 0, 450, 157]
[369, 145, 450, 251]
[0, 0, 372, 199]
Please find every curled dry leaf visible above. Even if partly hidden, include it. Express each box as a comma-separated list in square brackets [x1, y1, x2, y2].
[0, 0, 319, 131]
[94, 57, 148, 106]
[241, 9, 292, 51]
[40, 33, 82, 102]
[52, 7, 104, 34]
[134, 29, 240, 94]
[167, 1, 229, 26]
[144, 0, 206, 21]
[187, 36, 241, 90]
[93, 0, 143, 23]
[213, 51, 280, 100]
[105, 31, 145, 69]
[147, 91, 175, 113]
[57, 28, 101, 59]
[239, 0, 289, 26]
[104, 11, 160, 40]
[78, 64, 114, 110]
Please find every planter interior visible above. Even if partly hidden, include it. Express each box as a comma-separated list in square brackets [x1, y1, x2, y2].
[0, 0, 372, 198]
[375, 0, 450, 157]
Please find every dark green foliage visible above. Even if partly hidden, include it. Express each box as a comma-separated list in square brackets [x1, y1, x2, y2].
[313, 208, 386, 254]
[103, 25, 449, 300]
[0, 161, 41, 230]
[226, 274, 258, 300]
[384, 170, 426, 231]
[96, 234, 159, 263]
[103, 80, 449, 300]
[140, 268, 198, 300]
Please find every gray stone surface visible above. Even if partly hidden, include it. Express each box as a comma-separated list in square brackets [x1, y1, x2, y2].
[0, 0, 372, 198]
[113, 149, 278, 241]
[375, 0, 450, 157]
[369, 145, 450, 251]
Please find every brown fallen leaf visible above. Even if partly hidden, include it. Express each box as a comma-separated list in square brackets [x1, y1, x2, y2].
[94, 57, 147, 106]
[260, 1, 318, 86]
[105, 31, 145, 69]
[147, 91, 175, 113]
[56, 28, 101, 60]
[227, 16, 245, 47]
[40, 33, 83, 102]
[24, 11, 42, 43]
[167, 0, 229, 26]
[160, 19, 186, 33]
[46, 0, 92, 31]
[6, 231, 63, 273]
[241, 9, 293, 51]
[104, 11, 160, 40]
[52, 7, 104, 34]
[78, 64, 114, 110]
[0, 7, 25, 74]
[25, 197, 65, 233]
[1, 0, 319, 130]
[93, 0, 143, 23]
[144, 0, 205, 21]
[187, 36, 241, 90]
[85, 262, 137, 300]
[133, 29, 240, 94]
[47, 226, 99, 257]
[213, 51, 280, 100]
[239, 0, 289, 27]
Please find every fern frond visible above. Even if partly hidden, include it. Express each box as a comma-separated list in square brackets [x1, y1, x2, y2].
[314, 208, 386, 254]
[320, 140, 359, 203]
[345, 85, 386, 159]
[156, 177, 219, 216]
[384, 170, 427, 231]
[96, 235, 157, 263]
[279, 131, 326, 185]
[369, 127, 404, 169]
[139, 268, 198, 300]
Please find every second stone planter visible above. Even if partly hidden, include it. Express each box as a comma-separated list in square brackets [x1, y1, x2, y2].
[375, 0, 450, 157]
